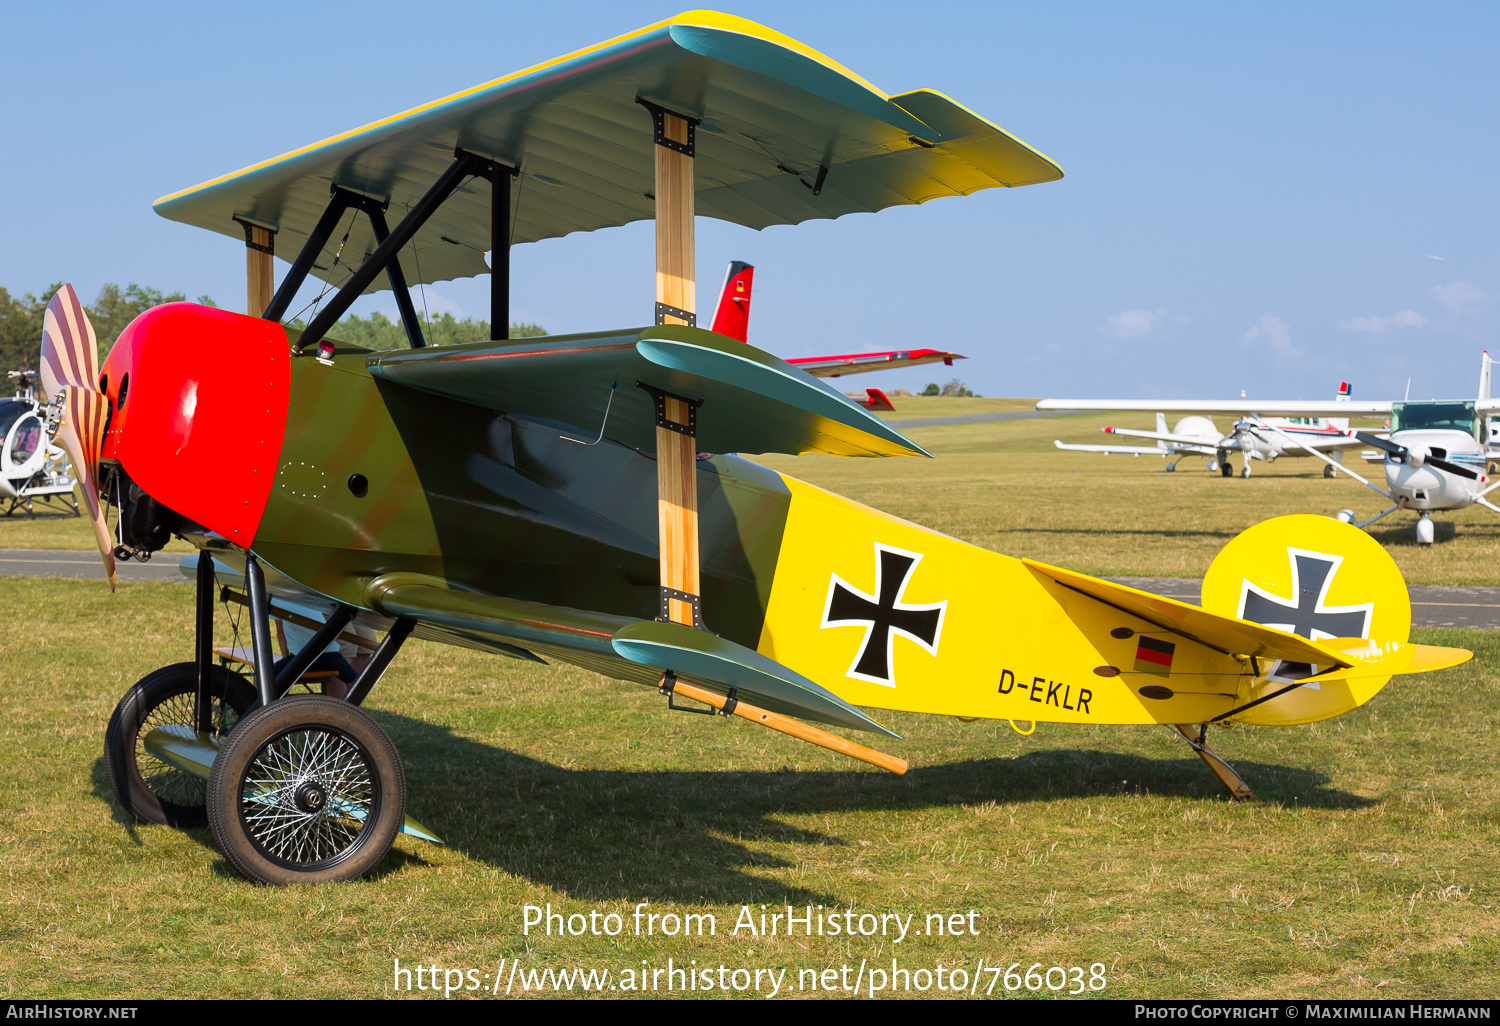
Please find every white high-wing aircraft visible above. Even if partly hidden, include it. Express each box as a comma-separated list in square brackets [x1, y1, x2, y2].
[1051, 383, 1368, 478]
[1039, 356, 1500, 544]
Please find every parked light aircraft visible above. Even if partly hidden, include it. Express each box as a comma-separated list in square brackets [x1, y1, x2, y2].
[1053, 383, 1368, 478]
[1, 369, 77, 517]
[708, 260, 963, 411]
[42, 12, 1467, 886]
[1040, 358, 1500, 543]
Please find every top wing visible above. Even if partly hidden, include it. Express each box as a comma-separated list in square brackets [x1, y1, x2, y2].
[789, 348, 966, 378]
[153, 12, 1063, 293]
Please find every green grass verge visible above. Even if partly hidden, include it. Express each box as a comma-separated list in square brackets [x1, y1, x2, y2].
[0, 578, 1495, 999]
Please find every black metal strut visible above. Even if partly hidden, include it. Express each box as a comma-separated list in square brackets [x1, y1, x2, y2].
[271, 605, 356, 699]
[243, 554, 278, 707]
[193, 553, 216, 732]
[295, 150, 516, 353]
[345, 618, 415, 706]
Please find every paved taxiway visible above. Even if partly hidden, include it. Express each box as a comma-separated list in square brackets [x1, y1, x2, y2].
[3, 550, 1496, 629]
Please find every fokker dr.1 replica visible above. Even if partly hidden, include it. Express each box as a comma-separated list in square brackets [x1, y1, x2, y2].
[41, 12, 1468, 885]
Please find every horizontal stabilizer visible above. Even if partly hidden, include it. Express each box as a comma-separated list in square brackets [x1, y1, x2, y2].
[1053, 440, 1165, 455]
[366, 325, 928, 457]
[1022, 559, 1355, 668]
[1307, 638, 1472, 680]
[611, 620, 897, 737]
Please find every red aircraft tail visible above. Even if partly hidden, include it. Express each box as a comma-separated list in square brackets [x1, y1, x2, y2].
[858, 388, 896, 412]
[710, 261, 754, 343]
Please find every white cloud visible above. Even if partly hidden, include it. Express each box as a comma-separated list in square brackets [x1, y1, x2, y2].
[1101, 308, 1166, 339]
[1338, 309, 1427, 334]
[1431, 280, 1488, 312]
[1426, 254, 1445, 261]
[1241, 314, 1301, 358]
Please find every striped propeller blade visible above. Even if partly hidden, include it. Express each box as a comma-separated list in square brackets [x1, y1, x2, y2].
[39, 284, 100, 397]
[38, 285, 115, 589]
[53, 386, 115, 589]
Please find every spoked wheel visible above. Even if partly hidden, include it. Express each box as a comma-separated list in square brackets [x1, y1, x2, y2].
[104, 663, 256, 827]
[207, 696, 405, 885]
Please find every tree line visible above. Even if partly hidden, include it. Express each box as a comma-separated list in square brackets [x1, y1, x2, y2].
[1, 283, 545, 374]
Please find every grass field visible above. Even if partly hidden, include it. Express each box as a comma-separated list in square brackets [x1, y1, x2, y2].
[1, 400, 1496, 1000]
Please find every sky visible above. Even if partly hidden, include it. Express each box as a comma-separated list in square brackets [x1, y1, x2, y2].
[2, 1, 1496, 402]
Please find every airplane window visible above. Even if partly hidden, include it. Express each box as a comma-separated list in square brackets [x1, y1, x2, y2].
[1391, 401, 1478, 434]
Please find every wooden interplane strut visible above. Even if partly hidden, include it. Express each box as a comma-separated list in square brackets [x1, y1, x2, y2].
[644, 102, 706, 629]
[646, 103, 697, 327]
[237, 219, 275, 318]
[651, 391, 703, 627]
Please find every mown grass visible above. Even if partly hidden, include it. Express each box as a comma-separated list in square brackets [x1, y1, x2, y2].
[1, 401, 1496, 999]
[1, 575, 1496, 1000]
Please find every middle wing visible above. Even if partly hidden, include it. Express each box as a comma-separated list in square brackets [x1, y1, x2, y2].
[365, 323, 929, 458]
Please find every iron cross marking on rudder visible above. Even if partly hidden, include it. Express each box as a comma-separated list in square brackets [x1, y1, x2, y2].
[1238, 549, 1373, 640]
[821, 544, 946, 687]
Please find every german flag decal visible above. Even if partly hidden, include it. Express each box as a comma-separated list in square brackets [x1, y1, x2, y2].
[1133, 636, 1175, 677]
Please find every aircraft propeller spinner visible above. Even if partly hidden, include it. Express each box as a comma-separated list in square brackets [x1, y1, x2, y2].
[38, 285, 115, 588]
[1348, 429, 1482, 481]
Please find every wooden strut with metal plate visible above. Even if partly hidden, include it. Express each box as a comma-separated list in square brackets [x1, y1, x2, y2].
[646, 102, 706, 630]
[639, 104, 903, 774]
[235, 217, 276, 318]
[1168, 724, 1255, 801]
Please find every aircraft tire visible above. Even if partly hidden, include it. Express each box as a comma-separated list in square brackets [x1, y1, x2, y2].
[1220, 461, 1233, 478]
[1323, 464, 1336, 479]
[104, 663, 256, 827]
[207, 696, 405, 886]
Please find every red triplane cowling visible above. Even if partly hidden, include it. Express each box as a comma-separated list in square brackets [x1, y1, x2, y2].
[98, 303, 290, 543]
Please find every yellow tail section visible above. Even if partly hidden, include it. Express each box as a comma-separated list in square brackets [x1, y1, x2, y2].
[756, 482, 1469, 729]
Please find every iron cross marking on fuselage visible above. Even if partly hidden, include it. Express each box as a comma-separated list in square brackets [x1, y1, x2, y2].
[1239, 551, 1372, 640]
[822, 545, 945, 687]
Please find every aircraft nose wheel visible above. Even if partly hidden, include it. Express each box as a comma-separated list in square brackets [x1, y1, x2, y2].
[104, 663, 256, 827]
[206, 696, 405, 886]
[1416, 514, 1435, 547]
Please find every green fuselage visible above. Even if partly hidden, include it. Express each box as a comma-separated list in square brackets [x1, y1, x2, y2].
[248, 345, 791, 652]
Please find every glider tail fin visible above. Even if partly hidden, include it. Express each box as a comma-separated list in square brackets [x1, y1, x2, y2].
[710, 261, 754, 343]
